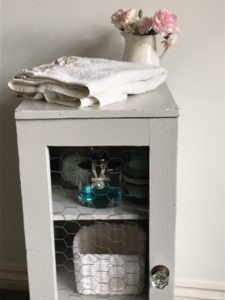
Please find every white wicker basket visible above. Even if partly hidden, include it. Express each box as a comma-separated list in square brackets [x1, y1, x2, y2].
[73, 223, 146, 295]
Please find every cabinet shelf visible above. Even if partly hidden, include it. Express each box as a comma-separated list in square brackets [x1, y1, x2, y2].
[52, 186, 148, 221]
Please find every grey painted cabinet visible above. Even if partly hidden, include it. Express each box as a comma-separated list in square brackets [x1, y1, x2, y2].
[15, 84, 179, 300]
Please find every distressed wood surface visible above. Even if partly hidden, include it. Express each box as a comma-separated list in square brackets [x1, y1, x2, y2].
[16, 123, 57, 300]
[15, 84, 179, 120]
[16, 119, 149, 147]
[149, 118, 178, 300]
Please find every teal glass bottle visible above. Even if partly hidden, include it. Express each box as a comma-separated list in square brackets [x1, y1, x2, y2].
[78, 153, 122, 208]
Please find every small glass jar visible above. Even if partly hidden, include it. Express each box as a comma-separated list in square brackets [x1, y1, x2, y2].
[77, 155, 122, 208]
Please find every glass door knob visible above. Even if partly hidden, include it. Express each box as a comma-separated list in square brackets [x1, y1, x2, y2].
[151, 265, 170, 289]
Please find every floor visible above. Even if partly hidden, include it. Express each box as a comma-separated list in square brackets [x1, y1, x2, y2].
[0, 289, 29, 300]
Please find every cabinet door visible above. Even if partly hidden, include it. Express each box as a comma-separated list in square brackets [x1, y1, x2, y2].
[16, 117, 177, 300]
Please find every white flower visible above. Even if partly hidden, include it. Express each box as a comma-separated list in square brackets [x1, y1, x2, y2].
[111, 8, 137, 30]
[164, 27, 180, 47]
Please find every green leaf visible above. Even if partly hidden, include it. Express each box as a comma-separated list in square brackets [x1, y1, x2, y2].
[138, 9, 143, 18]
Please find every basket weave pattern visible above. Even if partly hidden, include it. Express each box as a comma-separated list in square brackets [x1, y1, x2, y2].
[73, 223, 146, 295]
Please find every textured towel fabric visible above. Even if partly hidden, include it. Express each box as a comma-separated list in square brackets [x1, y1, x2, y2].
[8, 56, 167, 107]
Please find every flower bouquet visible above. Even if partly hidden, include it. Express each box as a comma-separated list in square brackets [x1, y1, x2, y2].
[111, 8, 179, 64]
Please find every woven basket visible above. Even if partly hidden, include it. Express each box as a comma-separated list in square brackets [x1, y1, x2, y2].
[73, 223, 146, 295]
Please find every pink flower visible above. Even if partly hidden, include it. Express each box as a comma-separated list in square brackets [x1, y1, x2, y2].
[152, 9, 177, 36]
[111, 8, 137, 29]
[137, 17, 153, 35]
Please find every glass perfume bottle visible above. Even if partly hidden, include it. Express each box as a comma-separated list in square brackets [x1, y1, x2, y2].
[78, 152, 122, 208]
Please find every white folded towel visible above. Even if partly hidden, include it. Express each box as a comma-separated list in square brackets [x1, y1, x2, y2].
[8, 56, 167, 107]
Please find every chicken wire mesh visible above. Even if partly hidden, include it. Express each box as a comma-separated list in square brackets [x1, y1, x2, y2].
[50, 146, 149, 300]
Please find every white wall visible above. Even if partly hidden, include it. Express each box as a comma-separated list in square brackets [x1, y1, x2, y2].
[0, 0, 224, 287]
